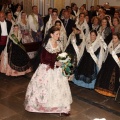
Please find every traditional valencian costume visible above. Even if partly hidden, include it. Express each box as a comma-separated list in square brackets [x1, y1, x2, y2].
[64, 28, 85, 74]
[95, 40, 120, 97]
[44, 15, 59, 36]
[75, 17, 89, 38]
[17, 12, 37, 59]
[25, 39, 72, 113]
[59, 25, 67, 52]
[44, 15, 64, 37]
[98, 19, 112, 45]
[73, 34, 107, 89]
[0, 27, 31, 76]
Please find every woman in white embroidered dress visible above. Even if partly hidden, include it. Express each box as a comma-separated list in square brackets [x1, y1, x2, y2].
[24, 26, 72, 115]
[17, 12, 36, 59]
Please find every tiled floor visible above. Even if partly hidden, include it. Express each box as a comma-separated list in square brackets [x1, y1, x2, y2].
[0, 72, 120, 120]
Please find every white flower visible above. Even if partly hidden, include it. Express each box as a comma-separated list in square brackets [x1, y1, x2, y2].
[58, 56, 71, 63]
[57, 52, 71, 63]
[93, 118, 106, 120]
[58, 52, 68, 58]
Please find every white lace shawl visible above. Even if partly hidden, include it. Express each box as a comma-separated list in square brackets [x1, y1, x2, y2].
[98, 27, 105, 39]
[2, 27, 22, 69]
[86, 34, 107, 70]
[108, 41, 120, 54]
[59, 27, 67, 52]
[45, 39, 62, 54]
[17, 20, 29, 31]
[107, 41, 120, 67]
[44, 15, 60, 36]
[75, 18, 89, 38]
[44, 15, 66, 41]
[64, 32, 85, 65]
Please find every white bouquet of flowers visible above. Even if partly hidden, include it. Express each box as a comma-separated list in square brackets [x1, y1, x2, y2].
[57, 52, 73, 77]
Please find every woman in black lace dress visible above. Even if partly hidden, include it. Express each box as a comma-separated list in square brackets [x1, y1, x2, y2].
[95, 32, 120, 98]
[0, 24, 31, 76]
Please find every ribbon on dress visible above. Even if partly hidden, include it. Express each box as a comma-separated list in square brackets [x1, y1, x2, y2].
[111, 50, 120, 68]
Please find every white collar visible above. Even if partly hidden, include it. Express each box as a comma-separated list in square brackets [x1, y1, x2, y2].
[0, 20, 6, 23]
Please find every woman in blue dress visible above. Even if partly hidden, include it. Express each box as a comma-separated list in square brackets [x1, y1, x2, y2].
[72, 30, 107, 89]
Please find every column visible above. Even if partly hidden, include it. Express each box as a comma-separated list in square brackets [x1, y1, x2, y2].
[54, 0, 65, 13]
[23, 0, 32, 14]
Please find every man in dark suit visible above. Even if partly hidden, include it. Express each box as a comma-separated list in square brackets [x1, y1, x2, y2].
[88, 6, 96, 20]
[43, 7, 53, 27]
[71, 3, 78, 17]
[61, 10, 75, 38]
[95, 5, 100, 16]
[0, 11, 12, 54]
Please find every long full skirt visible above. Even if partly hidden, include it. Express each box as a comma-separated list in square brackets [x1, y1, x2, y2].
[0, 50, 31, 76]
[95, 53, 120, 97]
[72, 49, 99, 89]
[24, 64, 72, 113]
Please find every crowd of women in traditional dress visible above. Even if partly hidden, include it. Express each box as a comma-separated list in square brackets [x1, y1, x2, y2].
[0, 2, 120, 115]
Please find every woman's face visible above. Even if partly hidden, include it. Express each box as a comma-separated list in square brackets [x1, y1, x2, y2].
[112, 35, 119, 44]
[90, 32, 97, 42]
[55, 23, 61, 29]
[98, 8, 103, 15]
[17, 6, 21, 11]
[51, 31, 60, 41]
[51, 12, 58, 21]
[101, 19, 107, 27]
[93, 18, 99, 25]
[79, 14, 85, 22]
[80, 6, 84, 12]
[99, 13, 105, 20]
[7, 13, 12, 20]
[113, 18, 119, 26]
[13, 26, 19, 33]
[21, 13, 26, 19]
[85, 16, 89, 23]
[114, 12, 119, 18]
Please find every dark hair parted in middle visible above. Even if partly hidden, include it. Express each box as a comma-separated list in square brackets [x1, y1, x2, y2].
[55, 20, 62, 26]
[90, 29, 98, 36]
[113, 32, 120, 41]
[43, 26, 60, 47]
